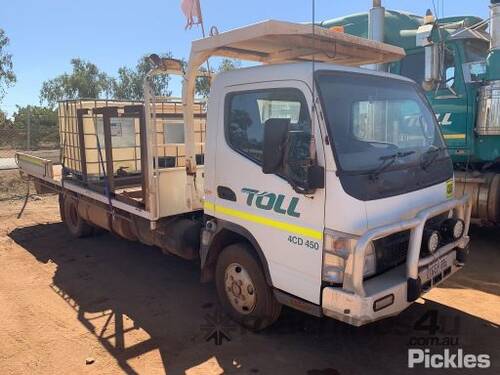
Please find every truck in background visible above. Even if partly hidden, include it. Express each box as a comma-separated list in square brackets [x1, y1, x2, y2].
[16, 20, 472, 330]
[322, 0, 500, 225]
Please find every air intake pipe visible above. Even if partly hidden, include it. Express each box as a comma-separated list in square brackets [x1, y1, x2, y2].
[491, 0, 500, 50]
[368, 0, 385, 71]
[487, 0, 500, 80]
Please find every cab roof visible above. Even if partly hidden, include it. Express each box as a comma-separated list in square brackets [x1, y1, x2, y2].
[213, 61, 414, 88]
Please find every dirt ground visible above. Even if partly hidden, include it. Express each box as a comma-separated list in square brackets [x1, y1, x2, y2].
[0, 169, 34, 201]
[0, 194, 499, 375]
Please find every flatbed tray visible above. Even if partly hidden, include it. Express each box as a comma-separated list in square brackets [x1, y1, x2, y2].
[15, 152, 153, 220]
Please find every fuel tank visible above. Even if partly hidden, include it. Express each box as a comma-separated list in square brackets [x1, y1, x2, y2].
[455, 171, 500, 225]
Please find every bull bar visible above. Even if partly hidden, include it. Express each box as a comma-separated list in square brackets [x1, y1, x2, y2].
[322, 194, 472, 326]
[345, 194, 471, 297]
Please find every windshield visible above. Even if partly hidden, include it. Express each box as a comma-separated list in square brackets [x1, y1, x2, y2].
[316, 72, 446, 173]
[462, 39, 489, 82]
[463, 39, 489, 62]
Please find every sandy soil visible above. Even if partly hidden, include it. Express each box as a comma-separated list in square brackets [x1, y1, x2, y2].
[0, 170, 34, 201]
[0, 196, 499, 375]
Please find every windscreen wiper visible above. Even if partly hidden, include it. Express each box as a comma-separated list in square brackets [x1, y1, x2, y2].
[420, 146, 445, 170]
[370, 151, 416, 180]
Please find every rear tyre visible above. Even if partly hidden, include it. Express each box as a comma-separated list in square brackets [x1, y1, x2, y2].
[61, 194, 93, 238]
[215, 243, 282, 331]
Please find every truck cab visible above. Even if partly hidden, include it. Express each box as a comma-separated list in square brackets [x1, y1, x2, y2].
[391, 19, 492, 164]
[202, 61, 470, 327]
[321, 2, 500, 224]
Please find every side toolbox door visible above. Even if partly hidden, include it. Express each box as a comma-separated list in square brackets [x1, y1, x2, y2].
[213, 80, 326, 304]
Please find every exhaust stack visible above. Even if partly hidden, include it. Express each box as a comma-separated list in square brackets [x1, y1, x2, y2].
[368, 0, 385, 71]
[490, 0, 500, 51]
[416, 9, 439, 90]
[487, 0, 500, 80]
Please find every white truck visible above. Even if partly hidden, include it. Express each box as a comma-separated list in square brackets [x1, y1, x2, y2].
[17, 20, 472, 330]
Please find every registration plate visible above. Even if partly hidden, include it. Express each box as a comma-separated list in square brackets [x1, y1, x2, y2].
[426, 257, 449, 280]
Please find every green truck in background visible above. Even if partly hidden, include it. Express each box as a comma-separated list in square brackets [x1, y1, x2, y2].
[322, 0, 500, 225]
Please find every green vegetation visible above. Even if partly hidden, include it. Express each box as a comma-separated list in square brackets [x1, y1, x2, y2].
[0, 105, 58, 149]
[40, 59, 113, 107]
[0, 28, 16, 102]
[195, 58, 241, 98]
[39, 55, 240, 105]
[113, 54, 173, 100]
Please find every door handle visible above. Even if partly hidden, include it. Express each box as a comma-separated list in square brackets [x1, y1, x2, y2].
[217, 186, 236, 201]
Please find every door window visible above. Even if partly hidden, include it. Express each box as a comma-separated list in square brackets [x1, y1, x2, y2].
[441, 47, 456, 90]
[225, 88, 312, 164]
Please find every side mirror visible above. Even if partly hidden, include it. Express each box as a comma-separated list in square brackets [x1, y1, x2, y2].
[288, 164, 325, 194]
[262, 118, 290, 174]
[307, 165, 325, 190]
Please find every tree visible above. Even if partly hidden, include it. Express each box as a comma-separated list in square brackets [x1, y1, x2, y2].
[112, 54, 172, 100]
[0, 109, 7, 125]
[0, 29, 16, 102]
[195, 58, 241, 98]
[40, 58, 113, 107]
[0, 109, 13, 147]
[4, 105, 58, 149]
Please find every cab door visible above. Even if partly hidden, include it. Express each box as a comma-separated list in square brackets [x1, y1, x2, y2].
[213, 80, 326, 304]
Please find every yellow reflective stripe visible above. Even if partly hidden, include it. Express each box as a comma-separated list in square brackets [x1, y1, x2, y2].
[443, 134, 466, 140]
[446, 179, 454, 199]
[17, 153, 46, 167]
[203, 201, 323, 240]
[204, 200, 215, 211]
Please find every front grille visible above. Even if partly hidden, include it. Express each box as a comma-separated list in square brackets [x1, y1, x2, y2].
[374, 230, 410, 274]
[373, 213, 451, 275]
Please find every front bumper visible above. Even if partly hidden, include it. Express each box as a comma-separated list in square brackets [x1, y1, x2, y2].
[322, 195, 472, 326]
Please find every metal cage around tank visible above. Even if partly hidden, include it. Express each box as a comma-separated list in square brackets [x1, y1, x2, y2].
[58, 99, 207, 209]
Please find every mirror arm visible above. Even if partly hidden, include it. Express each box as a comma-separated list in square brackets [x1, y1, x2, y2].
[286, 159, 324, 195]
[289, 178, 314, 195]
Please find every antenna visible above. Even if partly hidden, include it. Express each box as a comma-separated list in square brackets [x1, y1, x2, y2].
[312, 0, 316, 116]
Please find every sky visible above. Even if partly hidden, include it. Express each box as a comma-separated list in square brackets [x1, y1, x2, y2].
[0, 0, 491, 115]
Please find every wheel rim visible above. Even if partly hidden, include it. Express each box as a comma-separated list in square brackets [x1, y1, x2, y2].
[224, 262, 257, 314]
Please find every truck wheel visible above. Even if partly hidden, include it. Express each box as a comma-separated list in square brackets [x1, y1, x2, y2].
[61, 195, 93, 238]
[215, 243, 282, 331]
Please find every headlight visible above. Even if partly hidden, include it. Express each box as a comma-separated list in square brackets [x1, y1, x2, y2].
[423, 229, 440, 254]
[322, 230, 376, 284]
[363, 242, 376, 277]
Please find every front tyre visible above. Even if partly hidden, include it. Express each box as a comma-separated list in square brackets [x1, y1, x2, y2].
[215, 243, 282, 331]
